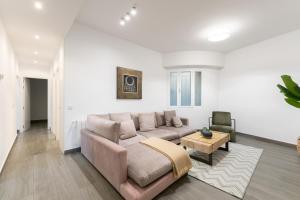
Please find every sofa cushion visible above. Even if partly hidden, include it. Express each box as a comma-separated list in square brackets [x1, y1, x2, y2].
[155, 112, 166, 126]
[130, 113, 140, 130]
[172, 116, 183, 128]
[119, 120, 137, 140]
[126, 143, 172, 187]
[119, 134, 147, 147]
[138, 128, 179, 141]
[164, 110, 176, 127]
[110, 112, 131, 122]
[159, 126, 197, 138]
[86, 115, 120, 143]
[138, 113, 156, 132]
[93, 114, 110, 120]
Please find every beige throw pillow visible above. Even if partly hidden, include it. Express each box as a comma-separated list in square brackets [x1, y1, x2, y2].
[172, 116, 183, 128]
[110, 112, 131, 122]
[119, 120, 137, 140]
[164, 110, 176, 127]
[138, 113, 156, 132]
[86, 115, 120, 143]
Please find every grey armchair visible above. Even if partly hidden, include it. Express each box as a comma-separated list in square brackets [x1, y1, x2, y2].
[209, 111, 236, 142]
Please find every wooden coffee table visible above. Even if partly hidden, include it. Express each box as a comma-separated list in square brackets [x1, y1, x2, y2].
[180, 131, 230, 165]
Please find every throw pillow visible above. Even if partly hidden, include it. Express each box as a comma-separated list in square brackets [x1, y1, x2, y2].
[155, 112, 166, 126]
[110, 112, 131, 122]
[86, 115, 120, 143]
[119, 120, 137, 140]
[164, 110, 176, 127]
[172, 116, 183, 128]
[130, 113, 140, 130]
[138, 112, 156, 132]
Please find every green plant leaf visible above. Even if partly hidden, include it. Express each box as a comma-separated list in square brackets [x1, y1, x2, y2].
[285, 98, 300, 108]
[277, 84, 300, 101]
[281, 75, 300, 98]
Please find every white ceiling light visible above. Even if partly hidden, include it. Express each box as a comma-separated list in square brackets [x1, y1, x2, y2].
[130, 7, 137, 16]
[34, 51, 38, 55]
[34, 1, 43, 10]
[34, 34, 40, 40]
[124, 13, 131, 21]
[208, 31, 230, 42]
[120, 18, 125, 26]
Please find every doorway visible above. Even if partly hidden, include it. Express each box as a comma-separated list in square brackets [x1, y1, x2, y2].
[20, 78, 48, 132]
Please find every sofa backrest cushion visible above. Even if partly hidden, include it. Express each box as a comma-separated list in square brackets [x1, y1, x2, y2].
[155, 112, 166, 126]
[138, 112, 156, 132]
[86, 115, 120, 143]
[110, 112, 131, 122]
[119, 120, 137, 140]
[94, 114, 110, 120]
[164, 110, 176, 127]
[130, 113, 140, 130]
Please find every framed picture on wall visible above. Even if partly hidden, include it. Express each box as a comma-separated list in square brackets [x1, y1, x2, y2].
[117, 67, 142, 99]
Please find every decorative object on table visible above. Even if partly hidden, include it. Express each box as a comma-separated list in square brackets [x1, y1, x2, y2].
[200, 127, 212, 138]
[188, 143, 263, 199]
[117, 67, 142, 99]
[209, 111, 236, 142]
[277, 75, 300, 108]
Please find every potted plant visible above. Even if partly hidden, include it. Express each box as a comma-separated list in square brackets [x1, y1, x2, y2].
[277, 75, 300, 154]
[277, 75, 300, 108]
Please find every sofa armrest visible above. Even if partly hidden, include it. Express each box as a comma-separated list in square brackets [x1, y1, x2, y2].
[81, 129, 127, 191]
[180, 117, 189, 126]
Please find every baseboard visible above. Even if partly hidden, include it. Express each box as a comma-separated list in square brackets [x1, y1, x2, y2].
[237, 132, 296, 148]
[64, 147, 81, 154]
[0, 134, 17, 175]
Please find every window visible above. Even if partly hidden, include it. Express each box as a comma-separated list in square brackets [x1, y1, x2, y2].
[170, 71, 201, 106]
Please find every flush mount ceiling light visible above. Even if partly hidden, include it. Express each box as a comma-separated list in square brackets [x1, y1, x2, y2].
[34, 1, 43, 10]
[119, 5, 137, 26]
[208, 31, 230, 42]
[34, 51, 38, 55]
[34, 34, 40, 40]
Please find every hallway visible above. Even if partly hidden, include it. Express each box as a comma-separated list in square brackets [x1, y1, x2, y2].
[0, 122, 122, 200]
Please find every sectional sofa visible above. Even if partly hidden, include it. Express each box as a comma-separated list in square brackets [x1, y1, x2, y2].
[81, 111, 197, 200]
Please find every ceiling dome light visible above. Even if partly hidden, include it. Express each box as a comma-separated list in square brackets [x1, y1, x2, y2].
[34, 34, 40, 40]
[130, 7, 137, 16]
[207, 32, 230, 42]
[34, 51, 38, 55]
[124, 13, 131, 21]
[34, 1, 43, 10]
[120, 18, 125, 26]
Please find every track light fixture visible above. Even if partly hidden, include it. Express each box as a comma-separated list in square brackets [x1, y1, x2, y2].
[119, 6, 138, 26]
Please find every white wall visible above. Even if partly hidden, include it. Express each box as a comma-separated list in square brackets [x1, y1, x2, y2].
[163, 51, 225, 68]
[63, 22, 168, 150]
[0, 19, 18, 172]
[20, 64, 50, 79]
[30, 79, 48, 121]
[219, 29, 300, 144]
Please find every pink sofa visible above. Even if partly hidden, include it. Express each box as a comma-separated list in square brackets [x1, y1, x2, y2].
[81, 112, 196, 200]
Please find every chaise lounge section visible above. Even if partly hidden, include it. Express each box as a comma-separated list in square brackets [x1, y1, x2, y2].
[81, 111, 196, 200]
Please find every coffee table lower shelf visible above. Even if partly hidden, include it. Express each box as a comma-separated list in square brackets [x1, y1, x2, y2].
[183, 142, 229, 166]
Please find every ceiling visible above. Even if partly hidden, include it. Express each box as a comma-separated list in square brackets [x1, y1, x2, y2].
[77, 0, 300, 53]
[1, 0, 300, 70]
[0, 0, 84, 69]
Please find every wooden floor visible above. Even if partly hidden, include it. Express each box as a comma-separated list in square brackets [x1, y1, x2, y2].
[1, 122, 300, 200]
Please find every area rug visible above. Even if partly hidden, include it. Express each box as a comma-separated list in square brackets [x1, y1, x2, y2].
[188, 143, 263, 199]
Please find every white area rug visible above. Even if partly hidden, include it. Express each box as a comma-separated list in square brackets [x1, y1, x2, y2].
[188, 143, 263, 199]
